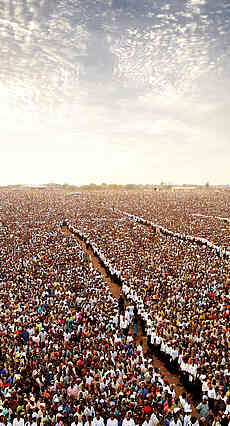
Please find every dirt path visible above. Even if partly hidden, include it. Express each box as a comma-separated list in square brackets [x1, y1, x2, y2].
[62, 226, 198, 417]
[63, 226, 121, 299]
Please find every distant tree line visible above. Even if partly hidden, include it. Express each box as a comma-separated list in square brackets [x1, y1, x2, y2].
[1, 183, 228, 191]
[62, 183, 159, 191]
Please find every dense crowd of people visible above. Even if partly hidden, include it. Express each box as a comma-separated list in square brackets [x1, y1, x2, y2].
[112, 208, 230, 259]
[62, 191, 230, 423]
[0, 189, 229, 426]
[106, 191, 230, 249]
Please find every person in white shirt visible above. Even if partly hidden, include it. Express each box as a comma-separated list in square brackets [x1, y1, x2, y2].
[71, 414, 79, 426]
[201, 378, 208, 395]
[126, 333, 134, 344]
[0, 414, 7, 426]
[142, 414, 152, 426]
[92, 413, 105, 426]
[12, 414, 25, 426]
[84, 405, 95, 419]
[122, 411, 135, 426]
[169, 413, 183, 426]
[149, 411, 159, 426]
[106, 412, 118, 426]
[85, 415, 94, 426]
[207, 383, 216, 411]
[120, 315, 129, 337]
[186, 417, 199, 426]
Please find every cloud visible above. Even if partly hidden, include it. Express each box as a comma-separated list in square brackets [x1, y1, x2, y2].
[0, 0, 229, 184]
[189, 0, 206, 5]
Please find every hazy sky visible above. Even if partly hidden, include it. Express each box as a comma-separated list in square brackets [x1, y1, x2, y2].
[0, 0, 230, 185]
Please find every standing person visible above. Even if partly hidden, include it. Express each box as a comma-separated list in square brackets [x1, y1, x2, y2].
[207, 383, 216, 412]
[118, 296, 125, 314]
[85, 415, 94, 426]
[122, 411, 135, 426]
[0, 413, 7, 426]
[107, 411, 118, 426]
[12, 413, 25, 426]
[71, 414, 80, 426]
[142, 413, 152, 426]
[186, 417, 199, 426]
[196, 396, 209, 422]
[133, 316, 138, 338]
[120, 314, 129, 338]
[150, 410, 159, 426]
[92, 412, 105, 426]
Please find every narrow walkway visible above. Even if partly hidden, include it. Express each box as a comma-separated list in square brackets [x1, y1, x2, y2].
[63, 226, 121, 299]
[62, 226, 198, 417]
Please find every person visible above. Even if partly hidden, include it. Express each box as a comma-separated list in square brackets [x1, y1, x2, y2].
[196, 396, 209, 421]
[142, 413, 153, 426]
[207, 383, 216, 412]
[122, 411, 135, 426]
[187, 416, 199, 426]
[71, 413, 79, 426]
[92, 413, 105, 426]
[150, 410, 159, 426]
[12, 413, 25, 426]
[0, 413, 7, 426]
[118, 296, 125, 314]
[107, 411, 118, 426]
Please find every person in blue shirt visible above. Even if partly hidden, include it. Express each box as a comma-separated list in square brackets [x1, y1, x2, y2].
[139, 383, 148, 398]
[21, 329, 29, 342]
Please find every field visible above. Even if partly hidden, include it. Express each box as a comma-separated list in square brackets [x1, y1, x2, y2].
[0, 188, 229, 423]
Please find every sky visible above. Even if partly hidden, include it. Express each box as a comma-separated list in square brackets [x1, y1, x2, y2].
[0, 0, 230, 185]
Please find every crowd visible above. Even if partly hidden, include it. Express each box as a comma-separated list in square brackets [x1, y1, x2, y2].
[0, 190, 196, 425]
[62, 191, 230, 424]
[104, 191, 230, 249]
[113, 209, 230, 259]
[0, 189, 229, 426]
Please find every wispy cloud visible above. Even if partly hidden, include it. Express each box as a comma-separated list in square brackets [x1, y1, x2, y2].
[0, 0, 229, 184]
